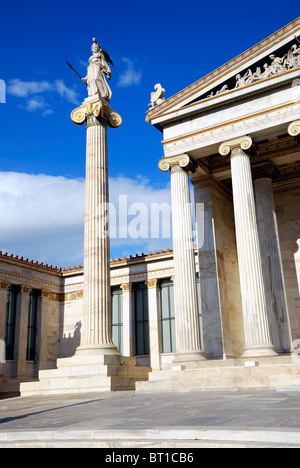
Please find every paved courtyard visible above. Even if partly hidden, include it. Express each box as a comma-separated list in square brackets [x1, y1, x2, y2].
[0, 389, 300, 447]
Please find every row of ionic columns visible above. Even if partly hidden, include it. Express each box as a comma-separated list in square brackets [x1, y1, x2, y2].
[159, 127, 298, 361]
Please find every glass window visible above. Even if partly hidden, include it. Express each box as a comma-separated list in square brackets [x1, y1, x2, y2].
[134, 282, 149, 356]
[4, 285, 18, 361]
[111, 286, 123, 354]
[26, 289, 39, 361]
[159, 279, 176, 353]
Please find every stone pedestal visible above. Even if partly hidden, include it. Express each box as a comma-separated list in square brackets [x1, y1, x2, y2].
[159, 155, 205, 363]
[219, 137, 277, 358]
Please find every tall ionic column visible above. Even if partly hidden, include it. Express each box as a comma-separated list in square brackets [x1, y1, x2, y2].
[159, 154, 205, 363]
[253, 163, 292, 353]
[219, 137, 277, 358]
[72, 97, 122, 355]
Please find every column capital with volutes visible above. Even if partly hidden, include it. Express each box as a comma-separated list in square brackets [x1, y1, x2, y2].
[71, 95, 122, 129]
[219, 136, 253, 157]
[158, 154, 197, 173]
[288, 120, 300, 137]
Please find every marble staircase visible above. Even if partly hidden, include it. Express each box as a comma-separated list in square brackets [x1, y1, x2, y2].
[20, 354, 151, 397]
[136, 356, 300, 393]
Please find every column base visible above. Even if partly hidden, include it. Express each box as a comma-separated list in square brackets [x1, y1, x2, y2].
[241, 344, 278, 359]
[76, 343, 120, 356]
[174, 350, 206, 363]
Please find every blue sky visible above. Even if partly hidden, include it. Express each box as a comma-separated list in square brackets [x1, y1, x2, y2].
[0, 0, 297, 267]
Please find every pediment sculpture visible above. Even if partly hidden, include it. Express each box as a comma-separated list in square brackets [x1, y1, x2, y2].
[206, 42, 300, 100]
[149, 84, 165, 108]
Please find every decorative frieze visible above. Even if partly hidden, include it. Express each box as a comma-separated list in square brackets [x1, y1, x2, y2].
[42, 290, 63, 302]
[205, 42, 300, 100]
[64, 290, 84, 301]
[163, 101, 300, 157]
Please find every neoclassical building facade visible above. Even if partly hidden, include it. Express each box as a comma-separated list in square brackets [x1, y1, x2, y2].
[1, 18, 300, 398]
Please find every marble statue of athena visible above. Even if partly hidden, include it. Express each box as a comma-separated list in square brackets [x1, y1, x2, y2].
[82, 37, 112, 101]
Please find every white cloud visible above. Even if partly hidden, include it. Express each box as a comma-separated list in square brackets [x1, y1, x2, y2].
[117, 58, 142, 87]
[0, 172, 172, 267]
[7, 79, 52, 97]
[7, 78, 80, 114]
[54, 79, 80, 105]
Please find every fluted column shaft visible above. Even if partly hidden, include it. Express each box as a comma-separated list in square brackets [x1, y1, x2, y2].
[71, 94, 122, 356]
[229, 146, 277, 358]
[159, 154, 205, 362]
[254, 175, 292, 352]
[81, 121, 115, 351]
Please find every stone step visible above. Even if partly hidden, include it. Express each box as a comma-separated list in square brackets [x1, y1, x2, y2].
[1, 428, 300, 448]
[35, 362, 150, 381]
[19, 353, 151, 397]
[56, 354, 136, 368]
[136, 362, 300, 392]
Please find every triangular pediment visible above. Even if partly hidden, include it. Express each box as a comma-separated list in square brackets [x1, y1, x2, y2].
[146, 17, 300, 129]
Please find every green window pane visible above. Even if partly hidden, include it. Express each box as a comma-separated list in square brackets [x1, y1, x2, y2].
[159, 279, 176, 354]
[111, 286, 123, 354]
[5, 286, 18, 361]
[134, 283, 149, 356]
[26, 290, 39, 361]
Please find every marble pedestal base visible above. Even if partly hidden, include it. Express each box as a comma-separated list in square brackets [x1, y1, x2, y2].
[174, 351, 206, 363]
[241, 344, 278, 359]
[76, 343, 119, 356]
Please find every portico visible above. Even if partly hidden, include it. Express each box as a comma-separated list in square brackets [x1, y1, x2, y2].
[150, 18, 300, 371]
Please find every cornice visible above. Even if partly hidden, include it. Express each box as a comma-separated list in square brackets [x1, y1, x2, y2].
[158, 70, 299, 129]
[146, 17, 300, 122]
[0, 270, 62, 293]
